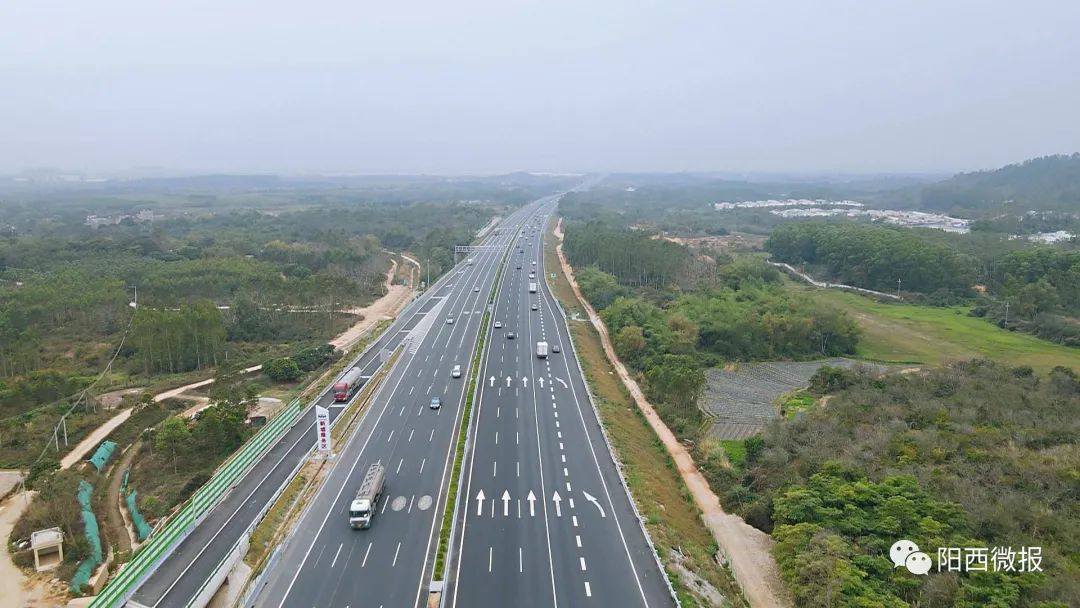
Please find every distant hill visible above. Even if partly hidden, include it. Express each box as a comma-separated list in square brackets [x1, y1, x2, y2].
[914, 153, 1080, 212]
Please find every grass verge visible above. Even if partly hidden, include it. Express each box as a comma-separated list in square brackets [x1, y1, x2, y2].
[546, 216, 745, 607]
[432, 242, 510, 580]
[806, 286, 1080, 371]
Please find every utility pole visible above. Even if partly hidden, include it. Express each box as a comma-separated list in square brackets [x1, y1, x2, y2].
[129, 284, 138, 309]
[1004, 301, 1010, 326]
[425, 259, 430, 290]
[896, 278, 902, 299]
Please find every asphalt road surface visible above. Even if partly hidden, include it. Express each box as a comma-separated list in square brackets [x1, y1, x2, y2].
[254, 199, 549, 607]
[446, 204, 674, 608]
[129, 202, 532, 608]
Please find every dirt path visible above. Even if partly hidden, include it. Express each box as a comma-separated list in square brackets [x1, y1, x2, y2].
[103, 447, 138, 555]
[330, 256, 416, 351]
[0, 486, 64, 607]
[554, 219, 791, 608]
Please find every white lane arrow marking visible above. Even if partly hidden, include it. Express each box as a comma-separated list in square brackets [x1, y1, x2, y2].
[522, 376, 528, 388]
[476, 489, 486, 516]
[552, 491, 563, 517]
[502, 490, 511, 517]
[538, 377, 545, 389]
[527, 490, 536, 517]
[489, 376, 495, 387]
[556, 377, 568, 389]
[582, 491, 606, 518]
[505, 375, 512, 387]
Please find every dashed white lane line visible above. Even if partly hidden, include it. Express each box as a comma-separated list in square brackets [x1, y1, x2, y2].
[585, 582, 592, 597]
[495, 431, 498, 445]
[573, 515, 579, 527]
[519, 547, 523, 573]
[399, 406, 405, 416]
[361, 542, 372, 567]
[488, 547, 493, 573]
[580, 557, 587, 571]
[516, 461, 520, 477]
[561, 454, 566, 463]
[387, 430, 394, 443]
[569, 497, 575, 509]
[563, 467, 568, 477]
[330, 543, 343, 568]
[575, 535, 582, 548]
[408, 429, 414, 442]
[493, 461, 497, 477]
[419, 458, 426, 475]
[396, 458, 404, 474]
[392, 542, 402, 567]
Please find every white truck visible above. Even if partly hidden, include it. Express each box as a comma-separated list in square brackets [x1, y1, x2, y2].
[528, 282, 537, 293]
[349, 463, 386, 529]
[536, 341, 549, 359]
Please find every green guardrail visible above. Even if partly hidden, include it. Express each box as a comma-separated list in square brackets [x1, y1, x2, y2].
[89, 398, 304, 608]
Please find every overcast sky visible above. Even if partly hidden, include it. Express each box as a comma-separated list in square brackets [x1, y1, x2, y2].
[2, 1, 1078, 175]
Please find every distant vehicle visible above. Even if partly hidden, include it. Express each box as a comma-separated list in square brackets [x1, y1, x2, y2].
[349, 463, 386, 529]
[516, 265, 522, 269]
[494, 321, 503, 328]
[452, 365, 462, 378]
[536, 341, 549, 358]
[531, 303, 538, 311]
[474, 286, 480, 292]
[552, 344, 561, 353]
[506, 331, 516, 340]
[529, 272, 535, 279]
[532, 261, 537, 266]
[333, 368, 366, 402]
[430, 396, 442, 409]
[528, 282, 537, 293]
[467, 258, 475, 265]
[446, 317, 454, 324]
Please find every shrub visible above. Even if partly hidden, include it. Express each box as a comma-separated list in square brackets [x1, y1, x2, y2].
[264, 358, 302, 382]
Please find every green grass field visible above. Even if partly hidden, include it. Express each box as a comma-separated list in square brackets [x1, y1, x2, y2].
[806, 287, 1080, 372]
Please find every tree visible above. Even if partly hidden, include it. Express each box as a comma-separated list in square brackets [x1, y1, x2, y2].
[644, 354, 705, 412]
[613, 325, 647, 364]
[264, 357, 302, 382]
[155, 417, 191, 473]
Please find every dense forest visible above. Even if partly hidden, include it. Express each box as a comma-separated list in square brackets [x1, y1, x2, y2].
[710, 361, 1079, 607]
[563, 221, 860, 436]
[766, 223, 1080, 345]
[913, 154, 1080, 214]
[0, 189, 507, 471]
[765, 223, 978, 296]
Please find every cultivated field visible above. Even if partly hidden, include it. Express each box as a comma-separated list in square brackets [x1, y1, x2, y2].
[703, 359, 880, 439]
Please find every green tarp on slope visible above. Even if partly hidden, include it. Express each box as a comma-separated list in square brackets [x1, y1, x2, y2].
[70, 479, 102, 594]
[89, 440, 117, 472]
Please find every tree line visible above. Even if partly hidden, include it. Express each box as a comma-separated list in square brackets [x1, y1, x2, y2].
[566, 222, 860, 439]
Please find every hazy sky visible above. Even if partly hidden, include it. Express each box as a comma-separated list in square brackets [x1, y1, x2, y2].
[2, 1, 1079, 175]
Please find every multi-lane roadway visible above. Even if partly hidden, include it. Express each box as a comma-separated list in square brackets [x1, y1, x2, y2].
[254, 200, 547, 607]
[147, 194, 674, 608]
[445, 203, 673, 607]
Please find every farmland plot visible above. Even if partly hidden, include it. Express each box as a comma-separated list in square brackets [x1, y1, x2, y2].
[702, 359, 882, 439]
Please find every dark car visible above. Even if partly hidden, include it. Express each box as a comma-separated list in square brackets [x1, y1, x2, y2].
[552, 344, 561, 353]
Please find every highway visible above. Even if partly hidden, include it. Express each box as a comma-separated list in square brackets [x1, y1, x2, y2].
[128, 202, 532, 608]
[445, 204, 674, 607]
[253, 199, 547, 607]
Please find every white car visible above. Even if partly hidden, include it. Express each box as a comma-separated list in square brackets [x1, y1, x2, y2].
[446, 317, 454, 324]
[494, 321, 503, 328]
[452, 365, 462, 378]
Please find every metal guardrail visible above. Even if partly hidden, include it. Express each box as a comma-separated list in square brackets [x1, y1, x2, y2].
[98, 228, 502, 607]
[89, 398, 304, 608]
